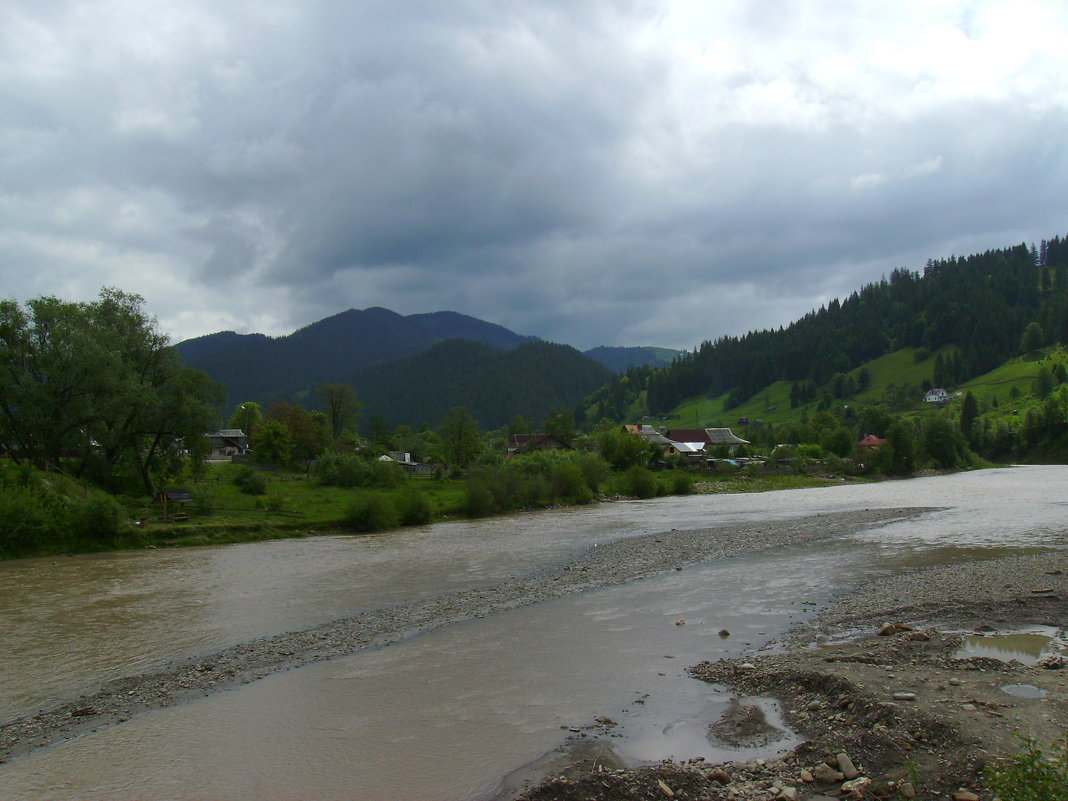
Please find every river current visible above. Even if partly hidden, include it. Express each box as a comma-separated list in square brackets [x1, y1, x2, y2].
[1, 466, 1065, 799]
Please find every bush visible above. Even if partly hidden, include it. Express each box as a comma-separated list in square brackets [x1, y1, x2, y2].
[669, 471, 693, 495]
[0, 486, 63, 556]
[233, 466, 268, 495]
[313, 453, 405, 489]
[343, 493, 398, 532]
[985, 737, 1068, 801]
[396, 485, 432, 525]
[464, 477, 495, 517]
[573, 452, 610, 493]
[68, 494, 126, 544]
[550, 463, 593, 503]
[618, 465, 658, 499]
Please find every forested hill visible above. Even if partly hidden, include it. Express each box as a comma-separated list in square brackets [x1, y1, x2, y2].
[177, 307, 536, 409]
[584, 236, 1068, 421]
[344, 339, 613, 430]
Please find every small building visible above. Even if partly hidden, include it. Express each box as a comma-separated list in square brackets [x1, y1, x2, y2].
[380, 451, 435, 475]
[857, 434, 888, 448]
[706, 428, 750, 450]
[507, 433, 574, 456]
[923, 388, 951, 404]
[206, 429, 249, 459]
[156, 489, 194, 521]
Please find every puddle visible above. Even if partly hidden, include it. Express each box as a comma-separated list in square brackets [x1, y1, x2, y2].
[957, 627, 1059, 665]
[1001, 684, 1048, 699]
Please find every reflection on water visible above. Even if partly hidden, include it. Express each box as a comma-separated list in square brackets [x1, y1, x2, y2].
[959, 629, 1059, 664]
[1, 467, 1068, 799]
[1001, 683, 1048, 698]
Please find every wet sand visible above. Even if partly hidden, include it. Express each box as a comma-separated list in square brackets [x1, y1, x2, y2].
[520, 544, 1068, 801]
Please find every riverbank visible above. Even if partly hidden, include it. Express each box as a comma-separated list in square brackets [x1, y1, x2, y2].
[517, 550, 1068, 801]
[0, 506, 927, 763]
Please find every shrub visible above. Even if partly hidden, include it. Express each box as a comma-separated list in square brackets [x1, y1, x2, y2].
[0, 487, 63, 556]
[984, 737, 1068, 801]
[573, 452, 610, 493]
[550, 463, 593, 503]
[233, 466, 268, 495]
[191, 487, 216, 515]
[343, 493, 398, 532]
[618, 465, 657, 499]
[68, 494, 126, 544]
[464, 477, 495, 517]
[262, 489, 289, 513]
[669, 471, 693, 495]
[396, 485, 432, 525]
[367, 460, 405, 489]
[313, 453, 405, 489]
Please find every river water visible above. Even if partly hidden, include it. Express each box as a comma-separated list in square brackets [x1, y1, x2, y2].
[1, 466, 1066, 799]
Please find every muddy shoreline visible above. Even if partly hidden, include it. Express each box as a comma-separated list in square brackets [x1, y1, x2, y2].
[0, 506, 928, 762]
[518, 549, 1068, 801]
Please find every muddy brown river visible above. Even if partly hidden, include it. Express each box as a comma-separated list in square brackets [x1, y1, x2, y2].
[1, 467, 1066, 799]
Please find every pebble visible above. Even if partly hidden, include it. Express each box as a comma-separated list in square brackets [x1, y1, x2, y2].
[892, 692, 917, 701]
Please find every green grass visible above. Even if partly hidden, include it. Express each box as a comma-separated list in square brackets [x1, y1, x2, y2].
[695, 473, 872, 494]
[849, 347, 946, 403]
[959, 347, 1068, 407]
[120, 462, 469, 548]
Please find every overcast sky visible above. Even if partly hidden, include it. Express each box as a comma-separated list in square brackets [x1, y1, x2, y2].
[3, 1, 1067, 350]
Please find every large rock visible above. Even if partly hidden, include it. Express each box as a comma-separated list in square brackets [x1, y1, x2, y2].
[836, 752, 859, 780]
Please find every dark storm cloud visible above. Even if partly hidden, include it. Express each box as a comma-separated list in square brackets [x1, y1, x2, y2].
[2, 1, 1067, 349]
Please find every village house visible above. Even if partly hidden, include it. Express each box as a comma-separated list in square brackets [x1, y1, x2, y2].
[205, 429, 249, 460]
[506, 433, 574, 457]
[378, 451, 435, 476]
[857, 434, 887, 448]
[923, 388, 952, 404]
[629, 425, 750, 459]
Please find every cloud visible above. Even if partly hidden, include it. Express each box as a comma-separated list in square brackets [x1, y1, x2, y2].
[2, 0, 1068, 351]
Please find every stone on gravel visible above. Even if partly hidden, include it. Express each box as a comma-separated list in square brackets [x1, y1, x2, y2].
[811, 763, 844, 783]
[836, 752, 858, 780]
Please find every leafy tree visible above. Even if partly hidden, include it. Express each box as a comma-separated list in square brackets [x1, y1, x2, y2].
[265, 401, 325, 465]
[507, 415, 531, 438]
[228, 402, 262, 436]
[317, 383, 362, 440]
[821, 426, 855, 458]
[595, 428, 658, 470]
[923, 415, 964, 469]
[1034, 367, 1055, 399]
[0, 288, 221, 494]
[251, 419, 293, 464]
[1021, 322, 1045, 354]
[366, 414, 395, 448]
[439, 407, 483, 467]
[959, 391, 979, 444]
[543, 408, 576, 442]
[884, 419, 917, 474]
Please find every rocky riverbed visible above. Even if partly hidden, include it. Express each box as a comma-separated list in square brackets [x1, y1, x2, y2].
[517, 551, 1068, 801]
[0, 506, 927, 763]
